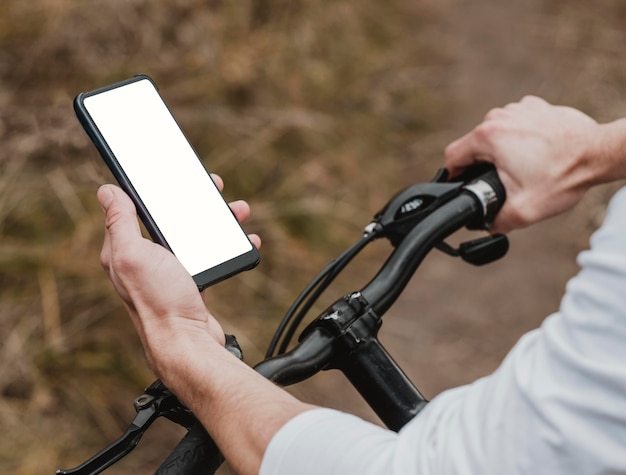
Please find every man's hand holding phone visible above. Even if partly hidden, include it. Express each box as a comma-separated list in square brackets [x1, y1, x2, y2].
[78, 77, 311, 475]
[97, 179, 260, 375]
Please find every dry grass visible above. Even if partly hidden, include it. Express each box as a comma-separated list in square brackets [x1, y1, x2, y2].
[0, 1, 448, 472]
[1, 0, 626, 473]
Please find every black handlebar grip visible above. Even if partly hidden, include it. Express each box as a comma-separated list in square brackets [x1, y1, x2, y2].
[476, 165, 506, 204]
[154, 423, 224, 475]
[456, 164, 506, 229]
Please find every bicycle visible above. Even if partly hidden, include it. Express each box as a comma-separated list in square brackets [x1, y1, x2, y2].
[57, 164, 507, 475]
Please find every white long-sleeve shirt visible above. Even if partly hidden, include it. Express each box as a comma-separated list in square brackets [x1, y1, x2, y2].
[260, 187, 626, 475]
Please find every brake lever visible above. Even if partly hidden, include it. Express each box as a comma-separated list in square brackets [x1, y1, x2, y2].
[56, 380, 191, 475]
[57, 335, 243, 475]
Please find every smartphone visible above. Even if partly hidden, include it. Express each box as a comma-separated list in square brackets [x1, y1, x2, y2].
[74, 74, 259, 290]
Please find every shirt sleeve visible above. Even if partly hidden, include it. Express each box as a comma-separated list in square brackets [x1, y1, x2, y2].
[259, 187, 626, 475]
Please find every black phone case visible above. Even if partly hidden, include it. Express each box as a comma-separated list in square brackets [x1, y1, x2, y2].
[74, 74, 259, 290]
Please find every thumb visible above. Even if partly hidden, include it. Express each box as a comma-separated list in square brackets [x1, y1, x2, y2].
[97, 184, 142, 244]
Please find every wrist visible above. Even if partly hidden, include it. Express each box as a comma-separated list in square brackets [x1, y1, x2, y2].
[585, 119, 626, 186]
[140, 321, 222, 398]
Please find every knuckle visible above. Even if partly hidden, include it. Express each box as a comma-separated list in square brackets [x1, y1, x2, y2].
[484, 107, 505, 121]
[111, 250, 140, 277]
[104, 207, 126, 231]
[520, 95, 546, 106]
[474, 121, 500, 141]
[520, 94, 537, 102]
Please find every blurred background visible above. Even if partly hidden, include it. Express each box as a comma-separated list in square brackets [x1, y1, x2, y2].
[1, 0, 626, 473]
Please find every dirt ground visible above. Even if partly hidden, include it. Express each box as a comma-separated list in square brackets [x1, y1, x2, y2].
[2, 1, 626, 474]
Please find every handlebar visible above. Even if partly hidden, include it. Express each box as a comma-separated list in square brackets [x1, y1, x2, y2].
[154, 423, 223, 475]
[58, 166, 506, 475]
[255, 328, 336, 384]
[362, 191, 481, 315]
[254, 166, 506, 405]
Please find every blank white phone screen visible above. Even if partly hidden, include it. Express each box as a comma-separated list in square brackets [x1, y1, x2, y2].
[83, 79, 253, 277]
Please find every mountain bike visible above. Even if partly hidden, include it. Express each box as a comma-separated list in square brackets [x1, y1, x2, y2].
[57, 164, 507, 475]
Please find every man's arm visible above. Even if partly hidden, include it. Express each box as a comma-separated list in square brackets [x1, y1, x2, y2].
[445, 95, 626, 233]
[97, 184, 316, 475]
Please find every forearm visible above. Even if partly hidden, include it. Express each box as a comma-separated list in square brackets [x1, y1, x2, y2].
[587, 117, 626, 185]
[97, 184, 311, 474]
[259, 186, 626, 475]
[158, 338, 316, 475]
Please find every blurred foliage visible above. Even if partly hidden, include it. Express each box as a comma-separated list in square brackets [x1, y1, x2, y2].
[1, 0, 626, 473]
[0, 1, 448, 472]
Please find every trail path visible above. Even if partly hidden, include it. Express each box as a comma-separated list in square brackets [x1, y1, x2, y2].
[290, 0, 618, 422]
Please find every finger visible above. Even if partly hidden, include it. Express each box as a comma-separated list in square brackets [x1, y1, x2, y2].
[228, 200, 261, 248]
[248, 233, 262, 250]
[97, 184, 143, 253]
[211, 173, 224, 192]
[519, 95, 548, 106]
[444, 128, 495, 177]
[229, 200, 251, 223]
[483, 106, 508, 121]
[489, 206, 519, 235]
[100, 225, 112, 273]
[98, 186, 117, 273]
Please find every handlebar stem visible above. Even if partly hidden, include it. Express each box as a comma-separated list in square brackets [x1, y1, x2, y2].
[330, 307, 429, 431]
